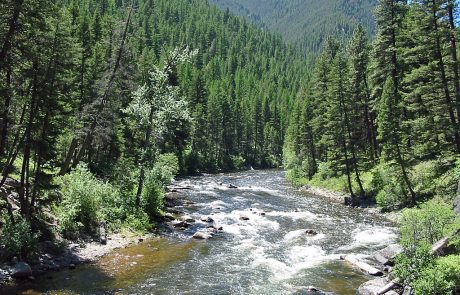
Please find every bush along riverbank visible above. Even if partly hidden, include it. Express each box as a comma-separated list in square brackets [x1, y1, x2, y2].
[0, 154, 180, 286]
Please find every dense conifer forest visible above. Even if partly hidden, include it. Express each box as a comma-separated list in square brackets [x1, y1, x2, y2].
[209, 0, 378, 54]
[0, 0, 460, 294]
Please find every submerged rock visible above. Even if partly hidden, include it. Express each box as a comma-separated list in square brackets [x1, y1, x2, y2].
[11, 262, 32, 279]
[293, 286, 336, 295]
[239, 216, 250, 221]
[228, 184, 238, 189]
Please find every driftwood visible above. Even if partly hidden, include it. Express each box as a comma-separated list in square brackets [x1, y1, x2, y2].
[344, 255, 384, 276]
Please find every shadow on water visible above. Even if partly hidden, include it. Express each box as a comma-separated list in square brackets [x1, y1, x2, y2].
[1, 238, 198, 295]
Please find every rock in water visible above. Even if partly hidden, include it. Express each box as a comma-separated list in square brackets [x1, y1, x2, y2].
[200, 216, 214, 223]
[172, 220, 190, 228]
[305, 229, 318, 235]
[180, 215, 195, 223]
[11, 262, 32, 279]
[374, 244, 403, 266]
[239, 216, 250, 221]
[192, 231, 212, 240]
[358, 278, 389, 295]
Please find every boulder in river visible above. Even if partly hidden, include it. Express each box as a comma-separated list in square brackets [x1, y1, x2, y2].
[200, 216, 214, 223]
[11, 262, 32, 279]
[374, 244, 403, 266]
[180, 215, 195, 223]
[163, 213, 175, 221]
[358, 278, 389, 295]
[239, 216, 250, 221]
[172, 220, 190, 229]
[305, 229, 318, 236]
[193, 231, 213, 240]
[293, 286, 336, 295]
[227, 184, 238, 189]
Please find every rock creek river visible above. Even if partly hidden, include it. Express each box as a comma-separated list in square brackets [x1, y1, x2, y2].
[5, 170, 398, 295]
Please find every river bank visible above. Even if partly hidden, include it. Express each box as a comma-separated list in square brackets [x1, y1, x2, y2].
[0, 232, 153, 288]
[299, 185, 402, 223]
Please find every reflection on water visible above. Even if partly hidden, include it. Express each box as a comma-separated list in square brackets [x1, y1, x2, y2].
[3, 170, 398, 295]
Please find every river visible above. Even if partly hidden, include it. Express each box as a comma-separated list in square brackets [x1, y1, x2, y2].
[5, 170, 398, 295]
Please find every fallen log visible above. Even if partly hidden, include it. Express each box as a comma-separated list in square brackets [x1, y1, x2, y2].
[431, 237, 454, 256]
[344, 255, 384, 276]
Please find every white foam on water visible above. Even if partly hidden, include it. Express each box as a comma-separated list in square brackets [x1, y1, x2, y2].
[339, 225, 398, 251]
[353, 226, 398, 245]
[283, 229, 325, 242]
[198, 190, 218, 196]
[265, 210, 317, 220]
[251, 244, 334, 281]
[238, 186, 281, 196]
[233, 196, 246, 202]
[287, 245, 335, 272]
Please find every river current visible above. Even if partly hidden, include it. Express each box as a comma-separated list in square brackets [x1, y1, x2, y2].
[6, 170, 398, 295]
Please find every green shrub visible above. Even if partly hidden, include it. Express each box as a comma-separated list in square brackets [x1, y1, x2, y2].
[316, 161, 335, 180]
[395, 199, 460, 288]
[231, 155, 247, 170]
[412, 255, 460, 295]
[150, 153, 179, 187]
[55, 164, 120, 237]
[1, 216, 40, 260]
[366, 162, 410, 209]
[142, 171, 165, 220]
[123, 212, 151, 233]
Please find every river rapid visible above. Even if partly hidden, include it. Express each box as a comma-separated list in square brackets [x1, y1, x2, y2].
[6, 170, 398, 295]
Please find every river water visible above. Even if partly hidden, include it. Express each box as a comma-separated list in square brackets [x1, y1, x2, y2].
[6, 170, 398, 295]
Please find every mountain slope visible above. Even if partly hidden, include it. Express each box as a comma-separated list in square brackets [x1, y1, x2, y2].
[209, 0, 378, 53]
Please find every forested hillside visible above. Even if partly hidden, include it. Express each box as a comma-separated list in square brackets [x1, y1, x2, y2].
[0, 0, 307, 250]
[209, 0, 378, 54]
[285, 0, 460, 208]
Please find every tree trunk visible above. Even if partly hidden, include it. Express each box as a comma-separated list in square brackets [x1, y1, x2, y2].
[0, 64, 12, 156]
[447, 2, 460, 133]
[135, 105, 155, 207]
[432, 0, 460, 152]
